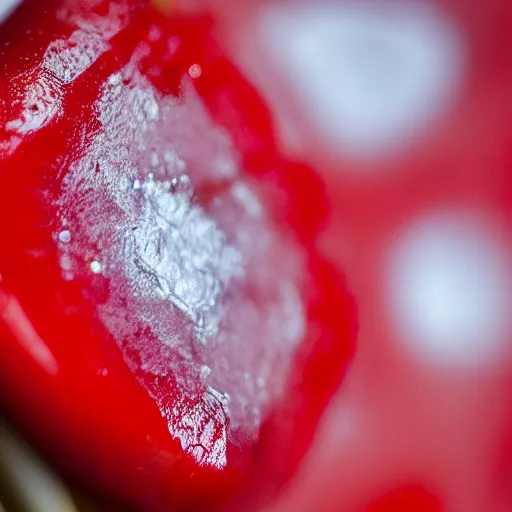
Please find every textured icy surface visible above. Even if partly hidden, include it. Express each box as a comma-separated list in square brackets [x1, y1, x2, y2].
[44, 30, 109, 84]
[55, 58, 306, 468]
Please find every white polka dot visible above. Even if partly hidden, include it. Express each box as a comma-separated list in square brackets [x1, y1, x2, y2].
[386, 211, 512, 368]
[258, 0, 465, 161]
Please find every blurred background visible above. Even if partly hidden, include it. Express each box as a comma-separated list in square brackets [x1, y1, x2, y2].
[1, 0, 512, 511]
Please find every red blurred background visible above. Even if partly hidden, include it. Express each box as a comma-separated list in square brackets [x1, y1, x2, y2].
[194, 1, 512, 511]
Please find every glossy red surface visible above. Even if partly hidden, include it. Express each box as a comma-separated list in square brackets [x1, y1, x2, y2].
[0, 1, 356, 510]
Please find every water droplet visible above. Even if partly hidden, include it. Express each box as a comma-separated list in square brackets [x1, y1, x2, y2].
[90, 260, 102, 274]
[58, 230, 71, 243]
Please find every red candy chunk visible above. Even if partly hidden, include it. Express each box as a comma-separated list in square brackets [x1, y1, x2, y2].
[0, 1, 356, 510]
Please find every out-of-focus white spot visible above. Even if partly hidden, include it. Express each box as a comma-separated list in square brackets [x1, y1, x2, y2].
[0, 0, 19, 23]
[386, 211, 512, 368]
[258, 0, 465, 161]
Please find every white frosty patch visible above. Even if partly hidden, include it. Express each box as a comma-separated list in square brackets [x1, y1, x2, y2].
[5, 70, 63, 136]
[44, 30, 109, 84]
[5, 29, 109, 144]
[56, 63, 305, 469]
[126, 173, 244, 341]
[3, 1, 127, 148]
